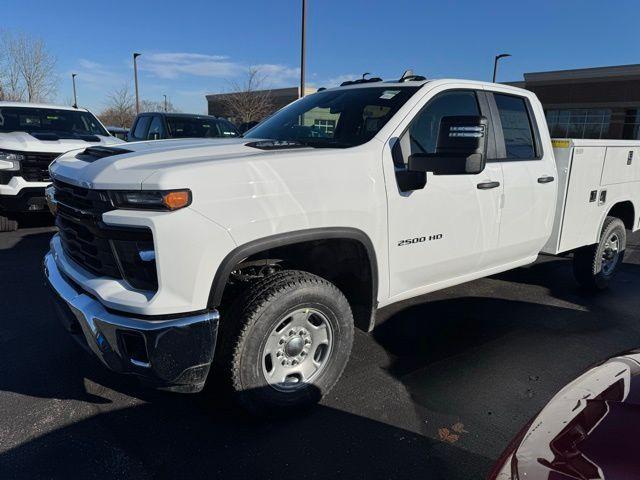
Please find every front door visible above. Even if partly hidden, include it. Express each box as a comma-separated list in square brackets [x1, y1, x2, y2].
[384, 87, 504, 299]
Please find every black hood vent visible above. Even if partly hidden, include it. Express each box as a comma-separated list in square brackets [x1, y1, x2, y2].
[77, 146, 133, 163]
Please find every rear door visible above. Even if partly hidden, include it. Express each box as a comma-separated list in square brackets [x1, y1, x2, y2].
[486, 89, 557, 262]
[384, 85, 504, 299]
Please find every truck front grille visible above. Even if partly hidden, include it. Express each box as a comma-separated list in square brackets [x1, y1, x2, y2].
[54, 179, 158, 291]
[20, 152, 59, 182]
[56, 213, 122, 278]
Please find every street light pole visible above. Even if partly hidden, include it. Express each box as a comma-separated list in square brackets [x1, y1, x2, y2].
[71, 73, 78, 108]
[299, 0, 306, 98]
[492, 53, 511, 83]
[133, 53, 141, 114]
[163, 94, 167, 112]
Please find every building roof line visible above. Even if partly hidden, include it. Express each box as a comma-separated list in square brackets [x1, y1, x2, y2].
[524, 63, 640, 83]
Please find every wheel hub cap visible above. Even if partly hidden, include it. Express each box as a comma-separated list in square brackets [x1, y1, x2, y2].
[261, 308, 333, 391]
[284, 336, 305, 357]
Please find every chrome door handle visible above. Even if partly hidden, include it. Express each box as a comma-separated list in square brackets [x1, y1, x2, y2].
[538, 176, 555, 184]
[477, 181, 500, 190]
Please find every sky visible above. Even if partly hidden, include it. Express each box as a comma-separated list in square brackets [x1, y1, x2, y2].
[3, 0, 640, 114]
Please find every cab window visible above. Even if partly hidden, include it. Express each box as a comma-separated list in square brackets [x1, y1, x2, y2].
[408, 91, 479, 155]
[494, 94, 537, 159]
[147, 116, 165, 140]
[398, 90, 480, 166]
[131, 116, 151, 141]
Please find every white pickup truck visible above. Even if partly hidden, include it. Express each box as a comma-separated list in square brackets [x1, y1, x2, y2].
[0, 102, 122, 231]
[44, 78, 640, 413]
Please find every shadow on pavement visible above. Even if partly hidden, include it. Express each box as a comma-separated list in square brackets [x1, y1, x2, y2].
[371, 254, 640, 463]
[0, 386, 492, 480]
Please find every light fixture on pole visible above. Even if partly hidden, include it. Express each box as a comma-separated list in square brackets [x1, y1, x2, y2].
[133, 53, 141, 114]
[71, 73, 78, 108]
[492, 53, 511, 83]
[163, 94, 167, 112]
[299, 0, 306, 98]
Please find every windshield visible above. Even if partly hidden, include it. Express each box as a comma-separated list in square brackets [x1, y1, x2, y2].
[166, 116, 239, 139]
[244, 86, 420, 148]
[0, 107, 109, 137]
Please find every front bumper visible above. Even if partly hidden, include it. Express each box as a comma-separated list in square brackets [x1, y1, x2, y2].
[0, 187, 48, 213]
[44, 252, 219, 392]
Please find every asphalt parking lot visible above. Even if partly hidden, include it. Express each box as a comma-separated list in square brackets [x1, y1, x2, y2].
[1, 219, 640, 480]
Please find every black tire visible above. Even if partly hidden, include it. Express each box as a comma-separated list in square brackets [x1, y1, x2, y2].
[218, 270, 354, 415]
[0, 214, 18, 232]
[573, 216, 626, 291]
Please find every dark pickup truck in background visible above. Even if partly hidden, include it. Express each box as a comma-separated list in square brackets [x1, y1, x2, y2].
[128, 112, 240, 142]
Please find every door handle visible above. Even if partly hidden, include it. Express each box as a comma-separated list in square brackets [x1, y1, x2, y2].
[538, 176, 555, 184]
[477, 181, 500, 190]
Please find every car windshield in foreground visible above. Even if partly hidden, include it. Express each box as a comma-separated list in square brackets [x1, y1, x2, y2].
[244, 86, 421, 148]
[166, 116, 239, 138]
[0, 107, 109, 137]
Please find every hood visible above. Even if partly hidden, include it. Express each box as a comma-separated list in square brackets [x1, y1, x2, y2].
[0, 131, 123, 153]
[49, 137, 314, 190]
[493, 351, 640, 480]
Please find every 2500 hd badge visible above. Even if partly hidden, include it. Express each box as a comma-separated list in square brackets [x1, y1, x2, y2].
[397, 234, 444, 247]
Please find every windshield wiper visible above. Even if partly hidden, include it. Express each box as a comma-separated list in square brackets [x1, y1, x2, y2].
[245, 138, 353, 150]
[245, 139, 309, 150]
[294, 139, 353, 149]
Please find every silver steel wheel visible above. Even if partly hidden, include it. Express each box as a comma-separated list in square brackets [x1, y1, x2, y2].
[261, 307, 333, 391]
[601, 232, 620, 276]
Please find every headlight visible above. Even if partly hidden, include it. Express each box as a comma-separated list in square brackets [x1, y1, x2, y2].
[0, 150, 24, 171]
[109, 189, 192, 211]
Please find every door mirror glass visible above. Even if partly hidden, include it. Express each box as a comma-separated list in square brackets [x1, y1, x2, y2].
[408, 115, 487, 175]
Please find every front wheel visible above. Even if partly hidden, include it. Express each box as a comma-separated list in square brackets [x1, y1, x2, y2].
[218, 270, 354, 414]
[573, 216, 626, 291]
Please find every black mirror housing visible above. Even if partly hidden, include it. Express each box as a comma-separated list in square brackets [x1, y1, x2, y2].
[408, 115, 488, 175]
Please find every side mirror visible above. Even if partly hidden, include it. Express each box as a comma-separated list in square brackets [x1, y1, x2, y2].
[408, 115, 488, 175]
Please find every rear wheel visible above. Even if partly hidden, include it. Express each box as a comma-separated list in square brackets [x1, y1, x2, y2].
[218, 270, 354, 415]
[573, 216, 626, 291]
[0, 214, 18, 232]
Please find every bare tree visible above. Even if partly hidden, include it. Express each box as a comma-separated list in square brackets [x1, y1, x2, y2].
[220, 68, 274, 124]
[140, 98, 180, 113]
[98, 84, 136, 128]
[0, 31, 57, 102]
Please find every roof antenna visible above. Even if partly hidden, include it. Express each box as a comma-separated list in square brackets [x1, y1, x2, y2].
[362, 72, 371, 80]
[399, 69, 414, 81]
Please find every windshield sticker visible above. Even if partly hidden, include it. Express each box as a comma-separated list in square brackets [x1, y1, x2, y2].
[380, 90, 401, 100]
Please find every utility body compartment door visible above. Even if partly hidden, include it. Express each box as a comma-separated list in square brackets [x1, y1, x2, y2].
[543, 141, 640, 254]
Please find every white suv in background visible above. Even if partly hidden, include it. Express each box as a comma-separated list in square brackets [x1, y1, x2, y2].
[0, 102, 123, 231]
